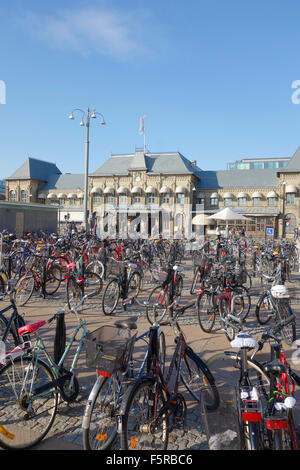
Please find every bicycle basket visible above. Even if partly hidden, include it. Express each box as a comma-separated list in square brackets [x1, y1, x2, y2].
[193, 254, 208, 268]
[153, 268, 168, 283]
[84, 325, 136, 376]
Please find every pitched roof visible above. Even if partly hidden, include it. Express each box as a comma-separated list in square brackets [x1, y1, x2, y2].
[91, 151, 202, 176]
[39, 173, 84, 190]
[196, 168, 279, 190]
[6, 157, 61, 181]
[281, 146, 300, 172]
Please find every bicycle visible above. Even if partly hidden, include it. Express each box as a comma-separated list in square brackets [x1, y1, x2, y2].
[82, 309, 166, 450]
[102, 259, 141, 315]
[0, 293, 93, 449]
[118, 310, 219, 450]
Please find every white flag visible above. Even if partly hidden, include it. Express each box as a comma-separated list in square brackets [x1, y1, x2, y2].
[138, 115, 146, 135]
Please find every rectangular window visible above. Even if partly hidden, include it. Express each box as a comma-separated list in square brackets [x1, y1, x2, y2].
[119, 195, 127, 205]
[177, 193, 185, 204]
[286, 193, 295, 205]
[224, 198, 232, 206]
[147, 193, 155, 204]
[253, 197, 261, 206]
[93, 194, 101, 204]
[197, 198, 205, 205]
[69, 198, 76, 206]
[133, 194, 141, 204]
[268, 197, 276, 206]
[59, 198, 66, 205]
[210, 198, 218, 206]
[238, 197, 246, 206]
[106, 194, 114, 205]
[162, 193, 170, 204]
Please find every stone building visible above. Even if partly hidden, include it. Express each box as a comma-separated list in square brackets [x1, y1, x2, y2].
[4, 145, 300, 238]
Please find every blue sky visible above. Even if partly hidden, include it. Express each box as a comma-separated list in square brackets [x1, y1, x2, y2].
[1, 0, 300, 177]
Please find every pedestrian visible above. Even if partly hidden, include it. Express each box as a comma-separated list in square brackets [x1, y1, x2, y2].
[216, 225, 221, 241]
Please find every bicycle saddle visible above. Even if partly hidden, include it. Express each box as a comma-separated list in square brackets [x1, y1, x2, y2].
[173, 265, 184, 272]
[230, 333, 258, 350]
[114, 317, 137, 330]
[263, 360, 286, 376]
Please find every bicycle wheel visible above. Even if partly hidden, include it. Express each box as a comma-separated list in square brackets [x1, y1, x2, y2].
[190, 269, 201, 295]
[86, 260, 105, 279]
[276, 302, 296, 346]
[0, 273, 5, 300]
[179, 347, 219, 410]
[127, 271, 141, 302]
[206, 351, 270, 390]
[14, 274, 35, 306]
[120, 379, 169, 450]
[44, 265, 62, 295]
[0, 356, 58, 449]
[66, 276, 83, 309]
[255, 292, 273, 325]
[146, 286, 169, 324]
[84, 271, 103, 298]
[102, 279, 120, 315]
[158, 330, 166, 376]
[83, 374, 122, 450]
[231, 286, 251, 320]
[0, 313, 18, 350]
[196, 290, 216, 333]
[218, 296, 236, 341]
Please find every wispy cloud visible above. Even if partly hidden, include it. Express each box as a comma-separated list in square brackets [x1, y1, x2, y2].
[18, 7, 150, 60]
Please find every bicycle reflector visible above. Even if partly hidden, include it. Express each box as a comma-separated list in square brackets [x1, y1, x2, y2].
[241, 412, 262, 422]
[97, 370, 111, 378]
[265, 417, 288, 430]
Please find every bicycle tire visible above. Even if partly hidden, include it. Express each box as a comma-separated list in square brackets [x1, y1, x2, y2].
[66, 276, 84, 309]
[196, 290, 216, 333]
[0, 313, 18, 351]
[0, 273, 5, 300]
[276, 302, 296, 346]
[44, 264, 62, 296]
[86, 260, 105, 279]
[82, 374, 121, 450]
[14, 274, 35, 306]
[102, 279, 120, 315]
[0, 356, 58, 449]
[158, 330, 166, 376]
[146, 286, 169, 324]
[255, 292, 273, 325]
[83, 271, 103, 298]
[218, 296, 236, 341]
[127, 271, 141, 302]
[120, 378, 169, 450]
[178, 347, 219, 410]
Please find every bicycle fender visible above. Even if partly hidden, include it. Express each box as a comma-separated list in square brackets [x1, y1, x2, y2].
[185, 347, 216, 383]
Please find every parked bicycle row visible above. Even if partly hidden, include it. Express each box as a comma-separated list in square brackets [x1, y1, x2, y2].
[0, 230, 298, 450]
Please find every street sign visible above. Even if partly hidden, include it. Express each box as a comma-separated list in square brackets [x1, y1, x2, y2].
[266, 227, 274, 236]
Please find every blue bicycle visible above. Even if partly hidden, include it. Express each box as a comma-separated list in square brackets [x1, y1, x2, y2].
[82, 313, 166, 450]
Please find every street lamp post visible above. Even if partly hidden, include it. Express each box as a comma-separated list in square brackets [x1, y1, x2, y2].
[281, 180, 286, 238]
[69, 107, 106, 231]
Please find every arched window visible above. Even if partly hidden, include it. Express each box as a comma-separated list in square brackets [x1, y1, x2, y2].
[20, 190, 27, 203]
[9, 190, 16, 201]
[284, 214, 296, 234]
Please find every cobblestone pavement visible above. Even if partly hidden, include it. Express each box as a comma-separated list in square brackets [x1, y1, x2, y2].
[1, 254, 299, 451]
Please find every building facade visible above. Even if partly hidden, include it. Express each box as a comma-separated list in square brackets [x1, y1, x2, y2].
[4, 145, 300, 238]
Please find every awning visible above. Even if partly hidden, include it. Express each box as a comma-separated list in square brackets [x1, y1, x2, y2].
[252, 192, 263, 198]
[77, 192, 84, 198]
[145, 186, 156, 193]
[285, 184, 297, 193]
[237, 192, 248, 198]
[37, 193, 46, 199]
[57, 193, 67, 199]
[223, 192, 234, 198]
[47, 193, 57, 199]
[175, 186, 186, 193]
[91, 187, 102, 194]
[210, 192, 219, 198]
[104, 186, 114, 194]
[267, 191, 277, 198]
[117, 186, 128, 194]
[131, 186, 142, 194]
[159, 186, 171, 194]
[67, 193, 77, 198]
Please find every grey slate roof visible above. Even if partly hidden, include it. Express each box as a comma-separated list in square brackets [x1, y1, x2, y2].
[6, 158, 61, 181]
[39, 173, 84, 190]
[196, 168, 279, 190]
[91, 152, 202, 176]
[282, 146, 300, 172]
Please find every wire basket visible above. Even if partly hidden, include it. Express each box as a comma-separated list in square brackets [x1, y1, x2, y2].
[153, 268, 168, 283]
[84, 325, 136, 376]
